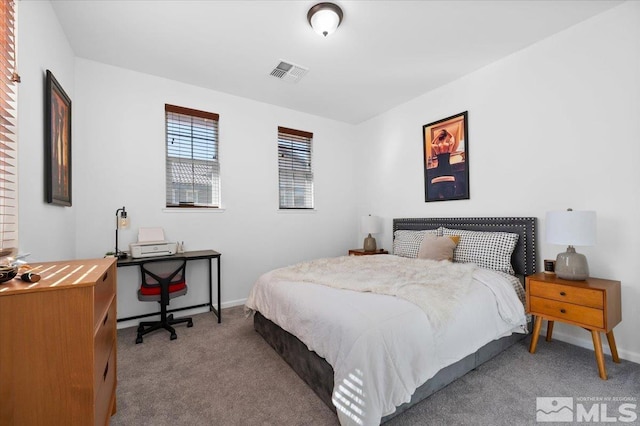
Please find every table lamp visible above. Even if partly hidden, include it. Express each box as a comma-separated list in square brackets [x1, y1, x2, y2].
[115, 206, 130, 259]
[361, 215, 381, 252]
[545, 208, 596, 280]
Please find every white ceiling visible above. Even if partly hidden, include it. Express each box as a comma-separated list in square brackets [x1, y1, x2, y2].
[50, 0, 623, 124]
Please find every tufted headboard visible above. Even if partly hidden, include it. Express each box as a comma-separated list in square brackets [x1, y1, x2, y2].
[392, 217, 538, 277]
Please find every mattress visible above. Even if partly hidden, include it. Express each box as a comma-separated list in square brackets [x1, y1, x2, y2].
[245, 257, 527, 426]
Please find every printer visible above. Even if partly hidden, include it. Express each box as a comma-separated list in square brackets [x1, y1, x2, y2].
[129, 227, 177, 259]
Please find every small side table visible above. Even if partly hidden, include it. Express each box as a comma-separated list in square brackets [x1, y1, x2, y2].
[525, 272, 622, 380]
[348, 249, 389, 256]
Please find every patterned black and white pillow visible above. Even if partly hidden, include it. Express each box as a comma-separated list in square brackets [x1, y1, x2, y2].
[441, 228, 519, 275]
[393, 229, 439, 258]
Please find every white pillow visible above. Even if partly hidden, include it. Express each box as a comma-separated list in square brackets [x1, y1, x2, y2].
[393, 229, 438, 258]
[441, 228, 519, 274]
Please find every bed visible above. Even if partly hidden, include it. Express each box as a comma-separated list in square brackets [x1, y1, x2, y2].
[246, 217, 537, 425]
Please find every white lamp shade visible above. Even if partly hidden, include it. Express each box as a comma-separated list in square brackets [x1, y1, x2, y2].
[309, 6, 342, 36]
[546, 210, 596, 246]
[361, 215, 381, 235]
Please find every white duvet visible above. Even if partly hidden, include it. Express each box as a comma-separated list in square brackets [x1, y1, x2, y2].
[245, 256, 527, 426]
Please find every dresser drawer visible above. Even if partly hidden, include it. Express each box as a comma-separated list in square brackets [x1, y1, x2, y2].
[530, 296, 604, 329]
[94, 345, 116, 426]
[94, 264, 116, 330]
[529, 280, 603, 309]
[94, 299, 116, 390]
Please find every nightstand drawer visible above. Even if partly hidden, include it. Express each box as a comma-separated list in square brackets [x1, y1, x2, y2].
[529, 280, 603, 309]
[530, 296, 604, 329]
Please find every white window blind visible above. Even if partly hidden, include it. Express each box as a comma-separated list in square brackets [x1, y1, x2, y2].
[1, 0, 19, 260]
[165, 104, 220, 208]
[278, 126, 314, 209]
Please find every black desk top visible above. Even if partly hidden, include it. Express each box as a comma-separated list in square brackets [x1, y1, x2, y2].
[116, 249, 221, 267]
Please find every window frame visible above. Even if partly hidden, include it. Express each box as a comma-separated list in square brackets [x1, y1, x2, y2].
[165, 104, 220, 209]
[277, 126, 314, 210]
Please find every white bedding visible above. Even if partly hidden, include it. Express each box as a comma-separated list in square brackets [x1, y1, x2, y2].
[245, 256, 527, 426]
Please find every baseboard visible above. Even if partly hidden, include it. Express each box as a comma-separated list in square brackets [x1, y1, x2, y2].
[116, 298, 248, 330]
[539, 325, 640, 364]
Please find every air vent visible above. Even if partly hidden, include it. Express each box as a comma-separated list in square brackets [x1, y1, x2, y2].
[270, 60, 308, 83]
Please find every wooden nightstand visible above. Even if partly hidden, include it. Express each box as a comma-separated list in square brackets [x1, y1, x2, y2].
[348, 249, 389, 256]
[525, 272, 621, 380]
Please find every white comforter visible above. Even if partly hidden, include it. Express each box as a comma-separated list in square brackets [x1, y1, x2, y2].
[245, 256, 527, 426]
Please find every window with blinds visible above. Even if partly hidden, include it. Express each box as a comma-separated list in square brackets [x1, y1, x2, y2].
[165, 104, 220, 208]
[1, 0, 19, 260]
[278, 126, 314, 209]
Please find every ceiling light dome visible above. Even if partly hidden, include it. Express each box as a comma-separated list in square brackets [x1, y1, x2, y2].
[307, 2, 343, 37]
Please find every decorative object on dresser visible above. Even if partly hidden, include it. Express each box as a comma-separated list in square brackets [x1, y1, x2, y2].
[526, 272, 621, 380]
[0, 258, 118, 424]
[361, 214, 381, 252]
[545, 208, 596, 280]
[423, 111, 469, 202]
[348, 248, 388, 256]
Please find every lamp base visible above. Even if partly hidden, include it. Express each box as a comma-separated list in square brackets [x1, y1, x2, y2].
[363, 234, 377, 252]
[555, 246, 589, 280]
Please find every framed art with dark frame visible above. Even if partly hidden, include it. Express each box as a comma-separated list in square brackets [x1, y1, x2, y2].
[422, 111, 469, 202]
[45, 70, 72, 206]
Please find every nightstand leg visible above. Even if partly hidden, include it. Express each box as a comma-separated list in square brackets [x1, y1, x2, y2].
[606, 331, 620, 363]
[529, 316, 543, 353]
[591, 331, 607, 380]
[546, 321, 554, 342]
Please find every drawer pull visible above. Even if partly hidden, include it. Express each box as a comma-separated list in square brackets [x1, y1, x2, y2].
[103, 362, 109, 382]
[560, 309, 567, 314]
[103, 312, 109, 326]
[102, 272, 108, 282]
[559, 291, 566, 296]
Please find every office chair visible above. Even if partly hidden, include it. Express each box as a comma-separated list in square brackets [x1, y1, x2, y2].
[136, 258, 193, 344]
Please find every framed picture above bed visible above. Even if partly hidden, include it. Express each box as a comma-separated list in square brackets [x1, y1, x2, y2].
[423, 111, 469, 202]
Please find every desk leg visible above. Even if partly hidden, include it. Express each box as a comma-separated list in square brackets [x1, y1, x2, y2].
[217, 256, 221, 323]
[591, 330, 607, 380]
[529, 316, 543, 354]
[606, 331, 620, 363]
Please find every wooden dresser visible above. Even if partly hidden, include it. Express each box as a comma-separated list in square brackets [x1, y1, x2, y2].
[0, 258, 117, 425]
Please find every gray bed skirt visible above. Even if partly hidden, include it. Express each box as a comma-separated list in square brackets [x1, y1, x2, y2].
[254, 311, 529, 423]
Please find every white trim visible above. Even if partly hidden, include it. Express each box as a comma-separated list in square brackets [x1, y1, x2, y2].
[277, 209, 317, 214]
[162, 208, 226, 213]
[538, 324, 640, 364]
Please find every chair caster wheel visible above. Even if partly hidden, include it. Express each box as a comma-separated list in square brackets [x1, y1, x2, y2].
[136, 335, 143, 344]
[170, 333, 177, 340]
[187, 320, 193, 328]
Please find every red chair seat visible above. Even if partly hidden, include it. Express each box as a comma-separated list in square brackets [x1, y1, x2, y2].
[139, 279, 187, 296]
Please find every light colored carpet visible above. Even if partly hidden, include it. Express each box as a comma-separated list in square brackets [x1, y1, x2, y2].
[112, 306, 640, 425]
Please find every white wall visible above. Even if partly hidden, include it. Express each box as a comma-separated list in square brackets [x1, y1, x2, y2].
[18, 1, 77, 261]
[72, 60, 358, 325]
[356, 1, 640, 362]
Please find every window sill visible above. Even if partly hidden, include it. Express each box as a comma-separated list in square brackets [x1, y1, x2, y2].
[163, 207, 226, 213]
[277, 209, 317, 214]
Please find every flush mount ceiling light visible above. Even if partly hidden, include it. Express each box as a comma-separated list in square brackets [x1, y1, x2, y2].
[307, 2, 343, 37]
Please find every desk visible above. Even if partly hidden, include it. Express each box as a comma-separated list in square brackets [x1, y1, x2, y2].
[117, 249, 221, 323]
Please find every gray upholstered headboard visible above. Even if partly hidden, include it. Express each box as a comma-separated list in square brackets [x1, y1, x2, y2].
[392, 217, 537, 276]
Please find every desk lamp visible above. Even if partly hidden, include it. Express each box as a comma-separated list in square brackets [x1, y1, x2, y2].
[361, 215, 381, 252]
[545, 208, 596, 280]
[115, 206, 130, 259]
